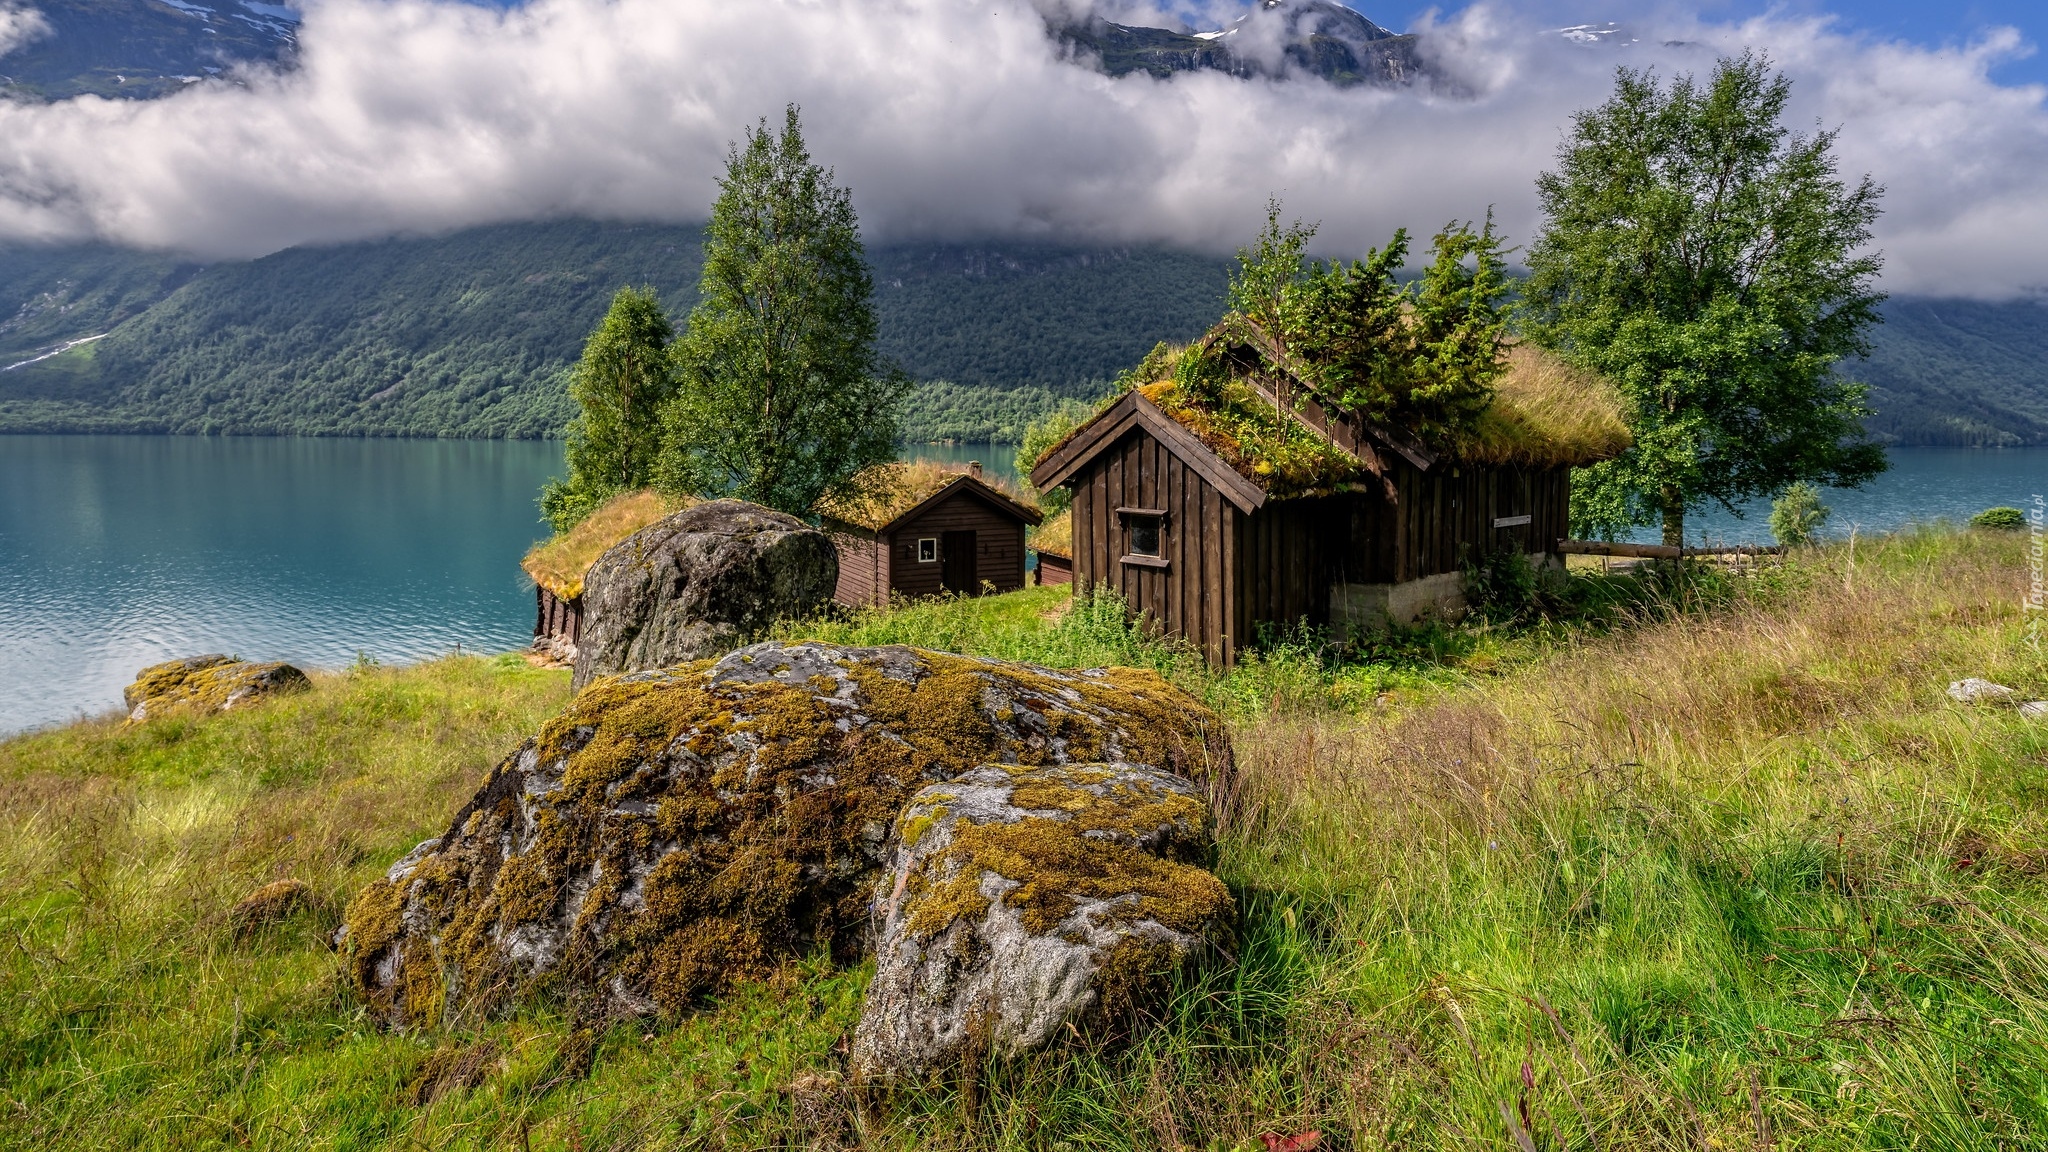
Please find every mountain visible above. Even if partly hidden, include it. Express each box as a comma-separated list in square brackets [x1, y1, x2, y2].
[1054, 0, 1422, 86]
[0, 0, 297, 102]
[0, 223, 1233, 441]
[2, 221, 2043, 446]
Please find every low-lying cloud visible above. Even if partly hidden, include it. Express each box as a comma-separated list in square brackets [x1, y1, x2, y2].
[0, 0, 2042, 297]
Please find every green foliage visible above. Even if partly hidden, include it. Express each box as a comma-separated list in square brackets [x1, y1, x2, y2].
[540, 287, 676, 532]
[1970, 505, 2027, 531]
[1529, 54, 1890, 546]
[1769, 480, 1833, 546]
[1014, 400, 1098, 512]
[660, 108, 906, 515]
[1220, 204, 1513, 444]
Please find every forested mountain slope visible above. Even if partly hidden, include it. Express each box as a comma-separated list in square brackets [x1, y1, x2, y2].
[0, 220, 2040, 444]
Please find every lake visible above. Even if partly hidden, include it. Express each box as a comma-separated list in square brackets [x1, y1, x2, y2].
[2, 437, 2042, 735]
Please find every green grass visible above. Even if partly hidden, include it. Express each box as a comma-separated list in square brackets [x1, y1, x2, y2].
[5, 529, 2047, 1148]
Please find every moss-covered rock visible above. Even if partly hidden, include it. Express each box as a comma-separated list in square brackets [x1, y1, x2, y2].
[122, 656, 310, 722]
[340, 641, 1230, 1031]
[851, 761, 1233, 1081]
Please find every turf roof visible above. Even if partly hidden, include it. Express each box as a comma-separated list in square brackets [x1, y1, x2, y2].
[815, 461, 1040, 532]
[522, 489, 694, 600]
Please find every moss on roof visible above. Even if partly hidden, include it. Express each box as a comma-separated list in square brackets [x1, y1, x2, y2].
[1035, 321, 1630, 499]
[522, 489, 693, 600]
[816, 461, 1036, 532]
[1027, 507, 1072, 559]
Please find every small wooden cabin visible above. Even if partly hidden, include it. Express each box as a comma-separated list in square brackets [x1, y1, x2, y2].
[818, 462, 1044, 608]
[1029, 508, 1074, 586]
[1029, 326, 1627, 666]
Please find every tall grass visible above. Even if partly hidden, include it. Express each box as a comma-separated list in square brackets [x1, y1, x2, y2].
[3, 528, 2045, 1149]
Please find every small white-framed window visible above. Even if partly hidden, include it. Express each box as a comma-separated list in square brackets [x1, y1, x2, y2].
[917, 537, 939, 563]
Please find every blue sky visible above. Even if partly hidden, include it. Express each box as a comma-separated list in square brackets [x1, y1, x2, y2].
[1690, 0, 2046, 83]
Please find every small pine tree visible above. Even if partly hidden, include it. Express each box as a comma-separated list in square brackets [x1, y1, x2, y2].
[1769, 480, 1831, 547]
[540, 286, 676, 532]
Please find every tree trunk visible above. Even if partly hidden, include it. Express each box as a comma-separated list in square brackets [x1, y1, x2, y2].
[1660, 487, 1685, 549]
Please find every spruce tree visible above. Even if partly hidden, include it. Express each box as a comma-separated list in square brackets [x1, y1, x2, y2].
[661, 106, 905, 516]
[540, 286, 675, 532]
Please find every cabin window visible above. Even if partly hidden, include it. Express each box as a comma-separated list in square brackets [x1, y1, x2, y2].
[1128, 515, 1162, 557]
[917, 537, 938, 563]
[1117, 506, 1167, 565]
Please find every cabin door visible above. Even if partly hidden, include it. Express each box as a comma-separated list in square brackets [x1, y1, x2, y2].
[942, 531, 978, 595]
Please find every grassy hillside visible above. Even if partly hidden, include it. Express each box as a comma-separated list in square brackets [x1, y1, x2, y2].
[0, 221, 2041, 444]
[4, 527, 2046, 1148]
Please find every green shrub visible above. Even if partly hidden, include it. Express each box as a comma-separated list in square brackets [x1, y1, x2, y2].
[1970, 505, 2027, 531]
[1769, 480, 1832, 546]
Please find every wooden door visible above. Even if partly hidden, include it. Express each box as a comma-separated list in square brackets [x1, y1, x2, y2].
[942, 530, 978, 594]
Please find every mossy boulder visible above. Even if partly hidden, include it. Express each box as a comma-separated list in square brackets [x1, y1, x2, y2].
[852, 762, 1232, 1081]
[122, 655, 310, 722]
[340, 641, 1230, 1031]
[571, 500, 838, 692]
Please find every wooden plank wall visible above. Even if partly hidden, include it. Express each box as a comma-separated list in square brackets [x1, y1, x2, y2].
[1036, 553, 1074, 586]
[887, 491, 1030, 599]
[1069, 427, 1238, 667]
[826, 526, 886, 609]
[535, 587, 584, 643]
[1381, 463, 1574, 581]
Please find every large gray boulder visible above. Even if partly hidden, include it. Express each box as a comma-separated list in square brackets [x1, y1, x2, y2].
[851, 761, 1233, 1082]
[571, 500, 837, 691]
[339, 641, 1231, 1031]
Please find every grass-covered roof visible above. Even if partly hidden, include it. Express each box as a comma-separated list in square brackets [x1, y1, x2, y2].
[522, 489, 694, 600]
[1027, 507, 1072, 559]
[815, 461, 1039, 532]
[1037, 316, 1630, 500]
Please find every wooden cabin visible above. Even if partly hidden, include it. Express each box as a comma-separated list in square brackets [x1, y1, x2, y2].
[818, 462, 1044, 608]
[1029, 508, 1074, 586]
[521, 490, 690, 663]
[1029, 327, 1627, 666]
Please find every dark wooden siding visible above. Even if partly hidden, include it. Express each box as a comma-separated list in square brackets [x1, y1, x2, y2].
[535, 587, 583, 643]
[884, 488, 1031, 599]
[1376, 463, 1572, 581]
[826, 525, 886, 609]
[1069, 426, 1240, 667]
[1065, 427, 1576, 667]
[1036, 553, 1073, 586]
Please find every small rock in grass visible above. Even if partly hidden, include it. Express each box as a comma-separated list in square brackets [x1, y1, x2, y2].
[1948, 678, 2019, 705]
[851, 761, 1233, 1082]
[230, 878, 311, 935]
[124, 656, 311, 721]
[2021, 701, 2048, 720]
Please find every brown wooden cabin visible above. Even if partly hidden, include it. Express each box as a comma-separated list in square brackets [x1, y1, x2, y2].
[1028, 326, 1624, 667]
[819, 462, 1044, 608]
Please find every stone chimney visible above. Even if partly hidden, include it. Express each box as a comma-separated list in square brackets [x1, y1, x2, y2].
[969, 461, 983, 479]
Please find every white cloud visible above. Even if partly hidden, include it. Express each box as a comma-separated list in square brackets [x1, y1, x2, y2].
[0, 0, 2040, 297]
[0, 4, 50, 58]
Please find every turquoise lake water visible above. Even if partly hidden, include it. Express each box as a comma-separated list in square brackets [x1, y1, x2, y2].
[2, 436, 2042, 735]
